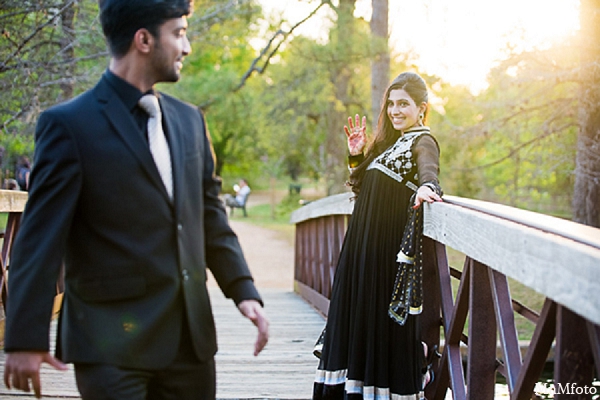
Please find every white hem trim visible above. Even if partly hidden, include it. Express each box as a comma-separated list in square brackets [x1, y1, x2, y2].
[316, 370, 422, 399]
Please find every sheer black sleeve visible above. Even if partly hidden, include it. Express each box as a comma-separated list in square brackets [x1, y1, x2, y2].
[413, 134, 440, 186]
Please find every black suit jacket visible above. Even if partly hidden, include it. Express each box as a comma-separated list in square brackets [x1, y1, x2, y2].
[4, 74, 261, 368]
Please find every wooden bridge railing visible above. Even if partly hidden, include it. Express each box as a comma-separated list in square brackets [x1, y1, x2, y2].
[0, 190, 28, 335]
[291, 192, 600, 400]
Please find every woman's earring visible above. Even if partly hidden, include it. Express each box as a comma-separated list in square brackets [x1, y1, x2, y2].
[419, 113, 424, 125]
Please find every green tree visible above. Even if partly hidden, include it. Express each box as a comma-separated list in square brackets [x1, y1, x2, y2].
[428, 81, 484, 199]
[160, 1, 263, 176]
[251, 36, 334, 183]
[162, 0, 330, 180]
[449, 41, 579, 216]
[370, 0, 389, 129]
[0, 0, 106, 176]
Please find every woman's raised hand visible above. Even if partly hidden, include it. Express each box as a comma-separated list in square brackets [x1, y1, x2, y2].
[344, 114, 367, 156]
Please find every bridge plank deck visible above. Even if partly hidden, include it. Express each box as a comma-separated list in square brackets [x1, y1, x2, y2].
[0, 288, 325, 399]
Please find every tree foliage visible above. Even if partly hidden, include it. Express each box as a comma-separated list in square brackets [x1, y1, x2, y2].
[0, 0, 106, 173]
[160, 0, 263, 176]
[0, 0, 596, 222]
[447, 42, 580, 216]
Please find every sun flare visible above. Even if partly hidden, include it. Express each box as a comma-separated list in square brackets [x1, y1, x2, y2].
[258, 0, 580, 94]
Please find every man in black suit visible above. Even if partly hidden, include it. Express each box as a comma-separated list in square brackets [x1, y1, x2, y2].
[3, 1, 269, 398]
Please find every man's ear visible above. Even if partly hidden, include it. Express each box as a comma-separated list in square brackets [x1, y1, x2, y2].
[133, 28, 153, 54]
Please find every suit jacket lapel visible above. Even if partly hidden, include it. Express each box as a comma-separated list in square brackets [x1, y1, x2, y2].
[94, 79, 170, 200]
[159, 95, 184, 211]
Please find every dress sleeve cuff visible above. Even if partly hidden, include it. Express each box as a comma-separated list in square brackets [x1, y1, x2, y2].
[421, 181, 443, 197]
[226, 278, 263, 307]
[348, 153, 364, 169]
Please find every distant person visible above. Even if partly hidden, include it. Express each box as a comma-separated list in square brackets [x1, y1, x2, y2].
[15, 155, 31, 191]
[313, 72, 443, 399]
[224, 179, 251, 209]
[3, 1, 268, 399]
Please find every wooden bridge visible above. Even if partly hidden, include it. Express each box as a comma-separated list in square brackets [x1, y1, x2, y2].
[0, 190, 325, 399]
[291, 192, 600, 400]
[1, 189, 599, 399]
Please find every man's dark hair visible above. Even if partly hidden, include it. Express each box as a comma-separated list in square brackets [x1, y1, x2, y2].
[99, 0, 193, 58]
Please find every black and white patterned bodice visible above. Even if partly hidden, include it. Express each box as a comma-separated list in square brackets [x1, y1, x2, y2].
[366, 126, 431, 192]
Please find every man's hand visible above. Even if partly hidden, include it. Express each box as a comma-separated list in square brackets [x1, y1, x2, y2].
[3, 351, 68, 398]
[237, 299, 269, 356]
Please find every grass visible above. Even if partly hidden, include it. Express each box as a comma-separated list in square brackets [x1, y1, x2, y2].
[227, 187, 326, 246]
[0, 213, 8, 231]
[230, 202, 296, 246]
[226, 192, 308, 246]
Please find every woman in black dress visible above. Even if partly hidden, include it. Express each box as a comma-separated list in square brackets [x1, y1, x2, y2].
[313, 72, 443, 400]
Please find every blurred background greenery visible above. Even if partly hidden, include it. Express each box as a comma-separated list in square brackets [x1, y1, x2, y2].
[1, 0, 595, 221]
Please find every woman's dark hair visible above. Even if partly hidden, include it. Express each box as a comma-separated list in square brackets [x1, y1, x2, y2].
[99, 0, 193, 59]
[348, 71, 429, 195]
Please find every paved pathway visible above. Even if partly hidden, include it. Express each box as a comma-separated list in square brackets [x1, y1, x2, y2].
[0, 219, 325, 399]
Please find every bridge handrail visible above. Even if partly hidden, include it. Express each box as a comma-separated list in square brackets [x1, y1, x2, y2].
[289, 192, 354, 224]
[0, 190, 28, 213]
[292, 192, 600, 398]
[0, 189, 28, 316]
[425, 195, 600, 326]
[291, 192, 600, 326]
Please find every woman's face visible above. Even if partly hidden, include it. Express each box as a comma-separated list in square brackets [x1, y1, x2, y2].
[386, 89, 424, 132]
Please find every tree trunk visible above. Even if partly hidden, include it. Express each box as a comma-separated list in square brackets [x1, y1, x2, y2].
[59, 0, 77, 101]
[370, 0, 389, 130]
[572, 0, 600, 228]
[325, 0, 356, 195]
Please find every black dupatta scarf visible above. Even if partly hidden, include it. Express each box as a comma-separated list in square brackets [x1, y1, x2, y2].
[388, 192, 424, 325]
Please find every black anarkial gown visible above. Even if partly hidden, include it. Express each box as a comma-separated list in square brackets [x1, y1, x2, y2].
[313, 126, 440, 400]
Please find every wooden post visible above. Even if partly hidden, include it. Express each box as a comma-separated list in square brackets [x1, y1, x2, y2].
[512, 299, 557, 400]
[554, 306, 595, 399]
[489, 269, 522, 390]
[467, 259, 496, 400]
[422, 236, 441, 400]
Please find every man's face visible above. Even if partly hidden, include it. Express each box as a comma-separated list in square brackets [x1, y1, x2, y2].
[150, 16, 191, 83]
